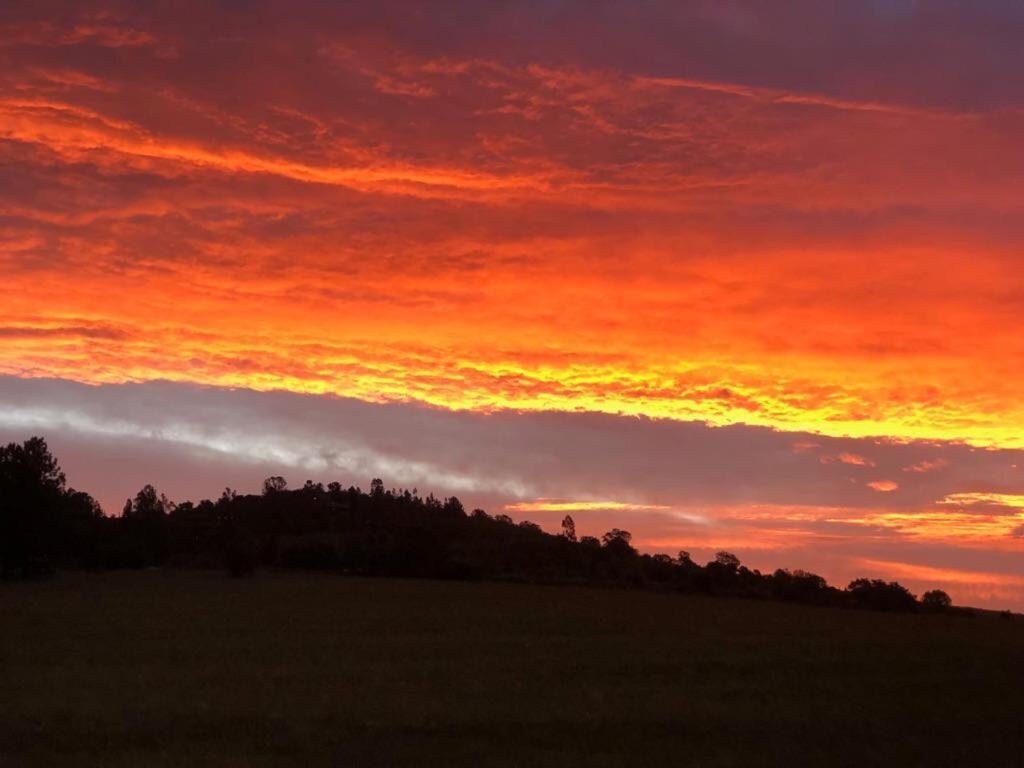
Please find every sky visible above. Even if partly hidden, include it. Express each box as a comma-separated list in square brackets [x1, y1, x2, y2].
[1, 1, 1023, 608]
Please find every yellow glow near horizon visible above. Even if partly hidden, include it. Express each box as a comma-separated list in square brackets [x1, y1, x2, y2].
[939, 493, 1024, 509]
[505, 500, 672, 513]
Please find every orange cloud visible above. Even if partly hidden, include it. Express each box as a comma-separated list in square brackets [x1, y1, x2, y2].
[821, 452, 876, 467]
[791, 441, 820, 453]
[838, 453, 874, 467]
[2, 38, 1023, 449]
[853, 511, 1024, 541]
[903, 458, 950, 474]
[867, 481, 899, 493]
[854, 560, 1024, 586]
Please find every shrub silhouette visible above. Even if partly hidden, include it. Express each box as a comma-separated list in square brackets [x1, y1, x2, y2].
[921, 589, 952, 612]
[846, 579, 918, 612]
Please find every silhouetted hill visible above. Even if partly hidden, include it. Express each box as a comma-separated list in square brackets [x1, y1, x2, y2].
[1, 437, 998, 616]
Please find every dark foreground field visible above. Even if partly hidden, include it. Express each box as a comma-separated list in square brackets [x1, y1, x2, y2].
[2, 572, 1022, 767]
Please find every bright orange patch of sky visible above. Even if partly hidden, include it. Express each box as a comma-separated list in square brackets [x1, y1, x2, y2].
[2, 6, 1024, 448]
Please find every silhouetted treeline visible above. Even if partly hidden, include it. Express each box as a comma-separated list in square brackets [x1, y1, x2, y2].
[1, 438, 961, 614]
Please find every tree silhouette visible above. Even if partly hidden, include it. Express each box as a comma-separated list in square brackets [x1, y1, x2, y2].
[0, 437, 66, 577]
[921, 589, 952, 611]
[847, 579, 918, 612]
[263, 476, 287, 495]
[443, 496, 465, 518]
[122, 484, 173, 565]
[601, 528, 632, 547]
[561, 515, 577, 542]
[704, 551, 743, 595]
[714, 551, 741, 570]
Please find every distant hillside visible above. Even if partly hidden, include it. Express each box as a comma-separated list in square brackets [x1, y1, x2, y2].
[1, 437, 1001, 617]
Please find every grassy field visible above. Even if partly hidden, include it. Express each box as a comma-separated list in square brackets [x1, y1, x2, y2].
[2, 571, 1022, 767]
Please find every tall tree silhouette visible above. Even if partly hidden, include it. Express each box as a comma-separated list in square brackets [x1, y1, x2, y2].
[0, 437, 66, 576]
[122, 484, 173, 565]
[561, 515, 577, 542]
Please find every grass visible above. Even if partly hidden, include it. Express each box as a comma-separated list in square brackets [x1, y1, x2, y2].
[2, 571, 1022, 767]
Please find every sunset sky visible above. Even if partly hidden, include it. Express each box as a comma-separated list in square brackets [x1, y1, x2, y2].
[2, 1, 1023, 608]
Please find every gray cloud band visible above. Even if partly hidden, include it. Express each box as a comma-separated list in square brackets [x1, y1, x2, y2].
[1, 376, 1022, 516]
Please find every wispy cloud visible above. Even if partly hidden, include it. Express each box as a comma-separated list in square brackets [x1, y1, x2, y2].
[938, 492, 1024, 510]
